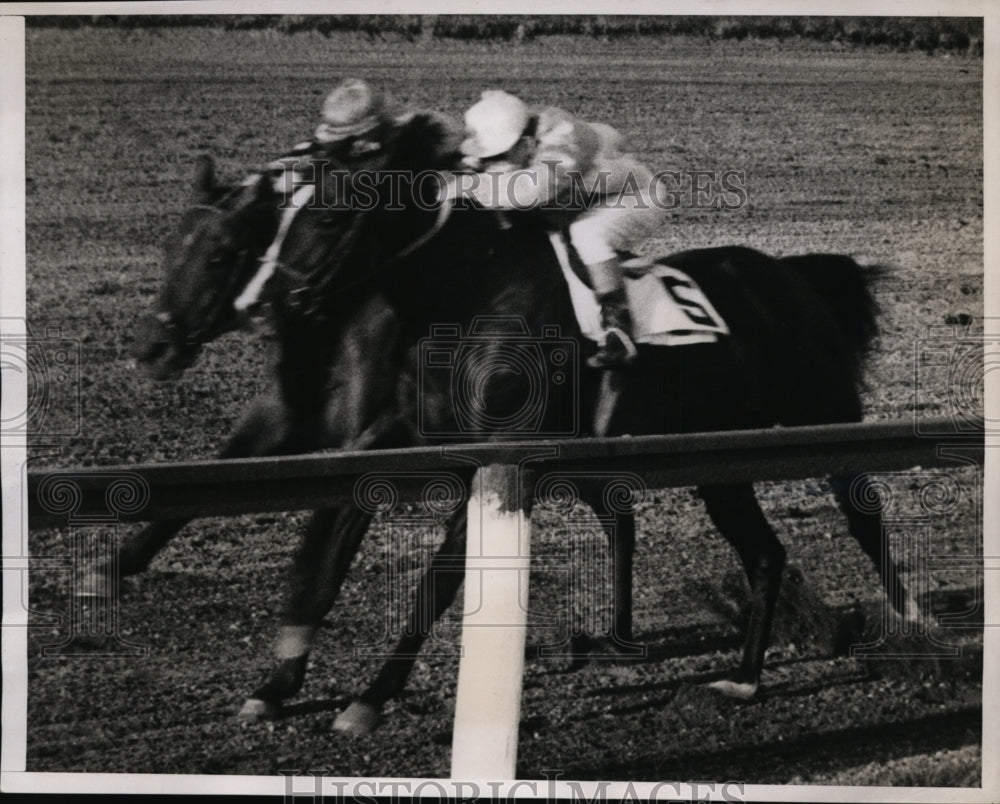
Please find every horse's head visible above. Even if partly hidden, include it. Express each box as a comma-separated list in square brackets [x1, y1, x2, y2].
[135, 156, 279, 380]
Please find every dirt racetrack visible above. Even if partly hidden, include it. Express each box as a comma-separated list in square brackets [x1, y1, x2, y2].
[22, 26, 984, 784]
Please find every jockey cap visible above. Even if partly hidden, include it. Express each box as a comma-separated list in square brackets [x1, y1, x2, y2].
[314, 78, 395, 143]
[461, 90, 530, 159]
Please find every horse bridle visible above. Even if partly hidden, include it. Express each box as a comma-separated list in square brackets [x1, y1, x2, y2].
[268, 122, 467, 313]
[271, 181, 453, 322]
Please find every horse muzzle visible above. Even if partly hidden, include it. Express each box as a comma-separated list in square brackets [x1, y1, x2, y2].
[132, 312, 201, 381]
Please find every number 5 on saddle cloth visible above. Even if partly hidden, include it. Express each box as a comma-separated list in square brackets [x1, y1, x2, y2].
[546, 232, 730, 347]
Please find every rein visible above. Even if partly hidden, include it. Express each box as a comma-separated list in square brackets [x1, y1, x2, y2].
[391, 198, 452, 262]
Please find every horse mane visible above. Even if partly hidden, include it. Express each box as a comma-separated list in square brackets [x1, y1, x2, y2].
[278, 110, 564, 331]
[391, 111, 464, 171]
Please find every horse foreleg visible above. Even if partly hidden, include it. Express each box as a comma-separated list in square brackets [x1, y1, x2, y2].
[94, 389, 295, 593]
[113, 518, 192, 579]
[239, 505, 372, 720]
[830, 473, 924, 625]
[334, 506, 468, 736]
[79, 514, 192, 599]
[698, 483, 786, 700]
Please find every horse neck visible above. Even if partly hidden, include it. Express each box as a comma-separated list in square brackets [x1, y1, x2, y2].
[271, 284, 405, 429]
[240, 199, 283, 259]
[379, 208, 571, 338]
[372, 209, 596, 442]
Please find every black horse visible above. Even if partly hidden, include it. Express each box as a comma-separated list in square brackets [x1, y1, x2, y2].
[125, 154, 465, 733]
[128, 117, 919, 736]
[219, 115, 923, 731]
[126, 124, 487, 733]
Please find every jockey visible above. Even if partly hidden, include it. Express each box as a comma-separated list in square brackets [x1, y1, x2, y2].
[269, 78, 462, 183]
[459, 90, 665, 368]
[266, 78, 404, 189]
[236, 78, 460, 313]
[236, 78, 402, 312]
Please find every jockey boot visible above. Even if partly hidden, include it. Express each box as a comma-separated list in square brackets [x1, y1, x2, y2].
[587, 287, 638, 369]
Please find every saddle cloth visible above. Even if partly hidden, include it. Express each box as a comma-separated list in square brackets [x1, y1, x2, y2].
[547, 233, 730, 346]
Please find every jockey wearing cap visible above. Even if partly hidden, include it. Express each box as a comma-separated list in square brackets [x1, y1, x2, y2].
[237, 78, 460, 313]
[266, 78, 405, 188]
[460, 90, 665, 369]
[270, 77, 461, 179]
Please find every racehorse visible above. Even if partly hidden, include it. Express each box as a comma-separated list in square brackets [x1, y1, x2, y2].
[242, 112, 924, 731]
[125, 153, 464, 731]
[128, 115, 920, 736]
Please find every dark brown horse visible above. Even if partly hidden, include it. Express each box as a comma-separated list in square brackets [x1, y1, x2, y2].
[123, 154, 457, 731]
[126, 116, 921, 737]
[250, 115, 922, 732]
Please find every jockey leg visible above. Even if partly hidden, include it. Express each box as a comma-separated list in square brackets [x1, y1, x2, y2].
[583, 257, 637, 368]
[569, 170, 665, 368]
[569, 212, 637, 368]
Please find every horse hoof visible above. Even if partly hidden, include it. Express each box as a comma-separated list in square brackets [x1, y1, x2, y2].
[706, 679, 758, 700]
[333, 702, 380, 736]
[238, 698, 281, 721]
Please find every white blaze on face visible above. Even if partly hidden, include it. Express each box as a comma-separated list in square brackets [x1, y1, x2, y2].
[233, 183, 316, 312]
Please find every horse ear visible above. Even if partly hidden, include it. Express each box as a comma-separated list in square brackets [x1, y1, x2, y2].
[193, 155, 216, 202]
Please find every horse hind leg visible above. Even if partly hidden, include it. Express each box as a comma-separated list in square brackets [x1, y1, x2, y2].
[574, 482, 641, 661]
[698, 483, 786, 700]
[239, 505, 371, 721]
[335, 506, 468, 737]
[830, 473, 925, 626]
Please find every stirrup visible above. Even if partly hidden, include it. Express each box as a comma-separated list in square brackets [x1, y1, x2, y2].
[586, 327, 637, 369]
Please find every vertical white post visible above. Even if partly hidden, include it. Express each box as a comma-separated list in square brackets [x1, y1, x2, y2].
[450, 464, 532, 780]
